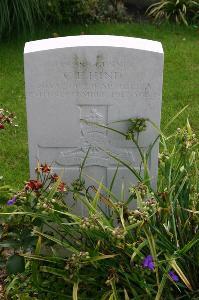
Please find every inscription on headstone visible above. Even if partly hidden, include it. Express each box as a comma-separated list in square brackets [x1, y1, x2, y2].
[24, 35, 164, 198]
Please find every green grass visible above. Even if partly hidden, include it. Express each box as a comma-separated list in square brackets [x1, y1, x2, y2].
[0, 22, 198, 188]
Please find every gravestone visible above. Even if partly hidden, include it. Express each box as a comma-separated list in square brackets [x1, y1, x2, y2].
[24, 35, 164, 203]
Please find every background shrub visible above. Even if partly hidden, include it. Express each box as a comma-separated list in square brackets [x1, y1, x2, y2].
[126, 0, 157, 10]
[45, 0, 99, 24]
[45, 0, 129, 24]
[147, 0, 199, 25]
[0, 0, 129, 39]
[0, 0, 47, 39]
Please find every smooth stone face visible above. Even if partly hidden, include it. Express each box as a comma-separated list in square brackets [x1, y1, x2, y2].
[24, 35, 164, 208]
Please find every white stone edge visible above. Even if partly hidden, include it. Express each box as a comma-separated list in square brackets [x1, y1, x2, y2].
[24, 35, 163, 54]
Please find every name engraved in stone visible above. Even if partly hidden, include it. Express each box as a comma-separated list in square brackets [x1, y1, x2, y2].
[64, 71, 122, 80]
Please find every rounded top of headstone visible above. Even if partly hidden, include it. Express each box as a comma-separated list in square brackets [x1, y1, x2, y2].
[24, 35, 163, 54]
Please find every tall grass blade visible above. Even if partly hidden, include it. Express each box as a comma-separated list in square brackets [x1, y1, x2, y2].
[40, 266, 70, 282]
[73, 281, 79, 300]
[99, 148, 143, 182]
[92, 180, 103, 210]
[109, 164, 119, 193]
[124, 289, 130, 300]
[33, 230, 78, 253]
[32, 236, 42, 288]
[81, 119, 127, 137]
[84, 173, 119, 205]
[79, 146, 90, 180]
[163, 105, 188, 131]
[155, 268, 169, 300]
[168, 257, 192, 290]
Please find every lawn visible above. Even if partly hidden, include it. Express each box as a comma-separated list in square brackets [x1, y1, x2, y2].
[0, 22, 198, 188]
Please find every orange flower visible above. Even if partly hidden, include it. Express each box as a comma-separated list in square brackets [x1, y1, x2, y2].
[51, 173, 59, 182]
[58, 182, 67, 192]
[25, 180, 43, 191]
[35, 163, 51, 174]
[41, 163, 51, 173]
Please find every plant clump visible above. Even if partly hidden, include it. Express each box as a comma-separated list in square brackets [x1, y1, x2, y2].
[126, 118, 147, 140]
[0, 116, 198, 299]
[147, 0, 199, 26]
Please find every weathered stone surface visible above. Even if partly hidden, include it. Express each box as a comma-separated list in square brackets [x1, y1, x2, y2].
[24, 35, 164, 202]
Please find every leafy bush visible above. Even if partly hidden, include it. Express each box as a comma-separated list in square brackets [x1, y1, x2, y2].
[0, 0, 129, 39]
[45, 0, 98, 24]
[46, 0, 129, 24]
[146, 0, 199, 25]
[1, 113, 199, 299]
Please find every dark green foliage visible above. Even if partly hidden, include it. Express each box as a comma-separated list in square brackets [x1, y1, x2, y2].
[147, 0, 199, 25]
[6, 254, 25, 274]
[0, 0, 129, 39]
[45, 0, 129, 24]
[0, 0, 47, 39]
[1, 118, 199, 299]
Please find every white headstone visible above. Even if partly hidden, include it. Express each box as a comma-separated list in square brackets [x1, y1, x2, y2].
[24, 35, 164, 199]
